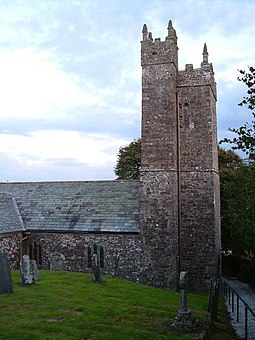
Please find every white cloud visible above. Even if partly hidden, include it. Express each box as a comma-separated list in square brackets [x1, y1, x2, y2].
[0, 49, 105, 119]
[0, 0, 253, 181]
[0, 130, 130, 168]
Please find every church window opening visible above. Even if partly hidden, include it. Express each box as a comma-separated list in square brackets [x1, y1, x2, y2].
[87, 247, 92, 268]
[99, 247, 104, 268]
[28, 240, 42, 268]
[87, 245, 104, 269]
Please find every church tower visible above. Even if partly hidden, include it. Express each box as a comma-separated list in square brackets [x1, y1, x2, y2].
[140, 21, 221, 290]
[140, 21, 180, 289]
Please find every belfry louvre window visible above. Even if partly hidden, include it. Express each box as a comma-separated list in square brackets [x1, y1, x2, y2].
[28, 241, 42, 268]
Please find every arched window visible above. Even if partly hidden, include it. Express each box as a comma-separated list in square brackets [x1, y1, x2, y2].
[99, 247, 104, 268]
[28, 241, 42, 268]
[87, 247, 92, 268]
[93, 244, 97, 254]
[87, 245, 105, 269]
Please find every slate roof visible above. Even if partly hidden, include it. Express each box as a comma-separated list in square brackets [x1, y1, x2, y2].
[0, 196, 25, 234]
[0, 181, 140, 234]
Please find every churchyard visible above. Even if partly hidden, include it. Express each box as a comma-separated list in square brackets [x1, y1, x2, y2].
[0, 270, 235, 339]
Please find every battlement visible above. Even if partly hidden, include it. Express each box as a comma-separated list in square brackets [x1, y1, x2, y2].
[178, 44, 217, 100]
[141, 20, 178, 67]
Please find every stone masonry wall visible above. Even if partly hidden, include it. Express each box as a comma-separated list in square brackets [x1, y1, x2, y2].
[178, 67, 221, 290]
[22, 232, 144, 283]
[0, 232, 22, 268]
[140, 171, 179, 288]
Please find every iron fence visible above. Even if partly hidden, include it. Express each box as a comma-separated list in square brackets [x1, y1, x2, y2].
[223, 280, 255, 339]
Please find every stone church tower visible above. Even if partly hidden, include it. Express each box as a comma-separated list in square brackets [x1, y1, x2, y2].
[140, 21, 221, 290]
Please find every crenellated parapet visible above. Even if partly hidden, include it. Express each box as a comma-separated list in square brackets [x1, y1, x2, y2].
[178, 45, 217, 100]
[141, 20, 178, 68]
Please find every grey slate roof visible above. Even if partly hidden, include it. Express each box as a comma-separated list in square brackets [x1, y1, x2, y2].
[0, 181, 140, 233]
[0, 196, 25, 234]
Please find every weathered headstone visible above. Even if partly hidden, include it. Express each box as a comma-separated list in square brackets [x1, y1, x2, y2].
[171, 271, 196, 331]
[48, 252, 66, 270]
[30, 259, 40, 282]
[0, 248, 13, 294]
[20, 255, 34, 285]
[112, 254, 120, 277]
[92, 253, 101, 283]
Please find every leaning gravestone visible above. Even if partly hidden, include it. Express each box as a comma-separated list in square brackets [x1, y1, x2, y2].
[0, 248, 13, 294]
[20, 255, 34, 285]
[30, 259, 40, 282]
[171, 271, 196, 331]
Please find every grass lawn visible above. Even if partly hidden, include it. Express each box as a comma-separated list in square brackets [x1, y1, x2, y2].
[0, 270, 235, 339]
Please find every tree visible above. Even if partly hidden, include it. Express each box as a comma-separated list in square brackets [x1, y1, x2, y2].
[221, 66, 255, 160]
[114, 139, 141, 180]
[224, 162, 255, 256]
[219, 147, 255, 281]
[218, 148, 242, 251]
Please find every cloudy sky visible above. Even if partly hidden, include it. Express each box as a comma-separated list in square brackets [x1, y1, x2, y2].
[0, 0, 254, 182]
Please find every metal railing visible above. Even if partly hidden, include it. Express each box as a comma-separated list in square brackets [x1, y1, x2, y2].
[223, 280, 255, 339]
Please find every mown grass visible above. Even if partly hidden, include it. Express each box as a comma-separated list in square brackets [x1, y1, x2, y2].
[0, 271, 234, 339]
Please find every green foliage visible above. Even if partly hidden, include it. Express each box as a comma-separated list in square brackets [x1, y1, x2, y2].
[220, 66, 255, 160]
[219, 147, 255, 276]
[0, 270, 234, 339]
[222, 161, 255, 257]
[115, 139, 141, 180]
[218, 147, 242, 251]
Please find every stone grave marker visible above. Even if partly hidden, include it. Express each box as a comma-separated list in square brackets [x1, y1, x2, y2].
[0, 248, 13, 294]
[171, 271, 196, 331]
[20, 254, 34, 285]
[48, 252, 66, 270]
[30, 259, 40, 282]
[92, 253, 101, 283]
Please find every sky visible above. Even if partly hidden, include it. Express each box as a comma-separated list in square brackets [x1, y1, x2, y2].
[0, 0, 254, 182]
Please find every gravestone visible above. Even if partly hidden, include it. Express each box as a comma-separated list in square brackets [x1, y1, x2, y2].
[48, 252, 66, 270]
[30, 259, 40, 282]
[171, 271, 196, 331]
[112, 254, 120, 277]
[20, 255, 34, 285]
[0, 248, 13, 294]
[92, 253, 101, 283]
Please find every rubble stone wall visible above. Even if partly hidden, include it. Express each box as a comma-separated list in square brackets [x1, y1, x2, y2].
[0, 232, 22, 268]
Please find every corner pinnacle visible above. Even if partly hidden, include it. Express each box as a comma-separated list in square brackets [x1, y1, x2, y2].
[167, 19, 177, 42]
[168, 20, 173, 29]
[202, 43, 209, 63]
[142, 24, 148, 41]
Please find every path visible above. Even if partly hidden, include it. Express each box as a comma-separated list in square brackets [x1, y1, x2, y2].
[224, 278, 255, 339]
